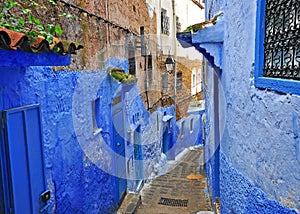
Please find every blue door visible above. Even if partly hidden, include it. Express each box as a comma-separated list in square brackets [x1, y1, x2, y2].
[162, 120, 174, 160]
[162, 127, 170, 154]
[162, 120, 173, 154]
[0, 105, 49, 213]
[112, 106, 127, 205]
[133, 126, 143, 190]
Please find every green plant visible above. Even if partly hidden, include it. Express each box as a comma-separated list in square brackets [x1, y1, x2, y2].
[0, 0, 72, 46]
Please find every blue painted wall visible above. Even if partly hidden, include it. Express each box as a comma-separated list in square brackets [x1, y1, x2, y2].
[0, 50, 204, 212]
[220, 152, 297, 214]
[0, 65, 119, 213]
[174, 110, 204, 156]
[198, 0, 300, 213]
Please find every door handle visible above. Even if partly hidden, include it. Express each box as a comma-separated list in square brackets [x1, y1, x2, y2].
[40, 190, 50, 203]
[117, 142, 121, 147]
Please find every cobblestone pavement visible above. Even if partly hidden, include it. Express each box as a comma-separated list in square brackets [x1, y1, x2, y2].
[136, 147, 213, 214]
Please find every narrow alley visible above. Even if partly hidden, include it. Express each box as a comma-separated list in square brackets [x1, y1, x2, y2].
[1, 0, 300, 213]
[119, 147, 214, 214]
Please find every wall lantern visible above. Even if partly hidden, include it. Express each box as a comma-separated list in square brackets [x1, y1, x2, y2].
[165, 54, 175, 73]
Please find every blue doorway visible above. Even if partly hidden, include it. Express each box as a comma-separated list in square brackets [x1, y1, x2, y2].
[112, 103, 127, 206]
[162, 120, 174, 159]
[0, 105, 49, 213]
[133, 125, 144, 191]
[162, 126, 170, 154]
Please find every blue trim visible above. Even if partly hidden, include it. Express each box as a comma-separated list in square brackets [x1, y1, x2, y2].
[254, 0, 300, 96]
[176, 32, 193, 48]
[0, 49, 71, 67]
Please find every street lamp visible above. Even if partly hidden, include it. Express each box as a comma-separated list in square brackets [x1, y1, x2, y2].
[165, 54, 175, 73]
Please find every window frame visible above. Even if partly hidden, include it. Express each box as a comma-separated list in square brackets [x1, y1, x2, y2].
[161, 8, 170, 35]
[255, 0, 300, 95]
[180, 121, 185, 139]
[176, 71, 183, 90]
[92, 98, 101, 134]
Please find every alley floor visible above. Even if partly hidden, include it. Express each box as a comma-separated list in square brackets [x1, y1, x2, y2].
[135, 147, 213, 214]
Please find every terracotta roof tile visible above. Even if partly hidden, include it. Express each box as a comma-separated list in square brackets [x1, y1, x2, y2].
[0, 28, 83, 55]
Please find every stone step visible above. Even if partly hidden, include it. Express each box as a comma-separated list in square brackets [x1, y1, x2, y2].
[117, 193, 141, 214]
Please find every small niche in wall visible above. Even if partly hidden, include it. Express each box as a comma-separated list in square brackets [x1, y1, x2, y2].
[190, 118, 194, 133]
[180, 121, 185, 139]
[92, 98, 101, 134]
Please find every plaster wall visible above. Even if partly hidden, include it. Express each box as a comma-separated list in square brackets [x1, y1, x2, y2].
[204, 0, 300, 212]
[176, 0, 205, 61]
[0, 66, 118, 213]
[174, 112, 203, 156]
[0, 56, 181, 212]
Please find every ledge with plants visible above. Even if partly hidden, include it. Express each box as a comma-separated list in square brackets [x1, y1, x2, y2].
[0, 0, 82, 57]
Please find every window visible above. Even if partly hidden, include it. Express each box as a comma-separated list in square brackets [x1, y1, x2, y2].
[162, 73, 168, 93]
[148, 54, 153, 84]
[128, 42, 136, 75]
[192, 74, 196, 87]
[255, 0, 300, 95]
[190, 118, 194, 133]
[92, 98, 101, 134]
[176, 16, 181, 33]
[161, 9, 170, 35]
[180, 121, 185, 139]
[198, 72, 201, 84]
[177, 72, 182, 90]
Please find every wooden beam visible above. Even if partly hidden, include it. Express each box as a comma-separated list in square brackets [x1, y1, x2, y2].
[192, 0, 205, 9]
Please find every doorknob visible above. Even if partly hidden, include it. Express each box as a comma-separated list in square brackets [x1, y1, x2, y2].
[40, 190, 50, 203]
[117, 142, 121, 147]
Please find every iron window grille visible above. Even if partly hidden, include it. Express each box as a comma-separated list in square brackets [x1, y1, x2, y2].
[148, 54, 153, 84]
[128, 43, 136, 75]
[263, 0, 300, 79]
[255, 0, 300, 95]
[176, 16, 181, 33]
[161, 9, 170, 35]
[177, 72, 183, 90]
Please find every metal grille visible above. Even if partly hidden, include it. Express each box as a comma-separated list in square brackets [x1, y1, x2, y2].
[128, 43, 136, 75]
[158, 197, 188, 207]
[161, 9, 170, 35]
[177, 72, 182, 90]
[176, 16, 181, 33]
[264, 0, 300, 79]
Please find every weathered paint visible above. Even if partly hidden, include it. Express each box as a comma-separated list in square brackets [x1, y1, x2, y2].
[181, 0, 300, 212]
[0, 65, 118, 213]
[220, 152, 298, 214]
[0, 49, 71, 67]
[174, 111, 204, 156]
[0, 50, 204, 212]
[207, 0, 300, 213]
